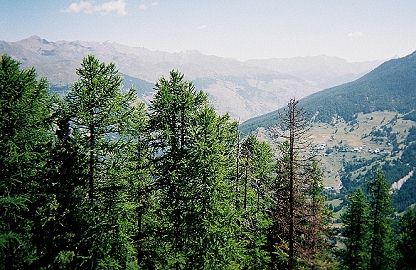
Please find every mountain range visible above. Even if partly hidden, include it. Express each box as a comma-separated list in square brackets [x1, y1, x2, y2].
[0, 35, 381, 120]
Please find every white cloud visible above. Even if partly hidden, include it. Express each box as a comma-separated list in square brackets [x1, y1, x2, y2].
[100, 0, 127, 15]
[64, 1, 95, 14]
[63, 0, 127, 16]
[197, 24, 207, 30]
[138, 0, 159, 11]
[348, 31, 364, 38]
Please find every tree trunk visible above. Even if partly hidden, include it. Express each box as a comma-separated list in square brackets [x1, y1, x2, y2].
[288, 101, 295, 270]
[88, 123, 95, 204]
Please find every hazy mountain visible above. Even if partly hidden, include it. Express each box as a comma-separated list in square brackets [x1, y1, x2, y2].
[0, 35, 379, 120]
[247, 55, 383, 89]
[241, 51, 416, 212]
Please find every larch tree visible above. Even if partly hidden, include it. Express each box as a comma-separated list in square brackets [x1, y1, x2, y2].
[396, 208, 416, 270]
[239, 134, 274, 269]
[341, 188, 371, 270]
[30, 99, 91, 269]
[367, 170, 396, 270]
[148, 70, 243, 269]
[148, 70, 206, 268]
[65, 55, 143, 269]
[269, 98, 323, 269]
[303, 161, 332, 268]
[0, 55, 52, 269]
[119, 101, 153, 269]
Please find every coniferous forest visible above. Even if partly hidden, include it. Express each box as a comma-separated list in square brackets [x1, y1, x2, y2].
[1, 54, 415, 269]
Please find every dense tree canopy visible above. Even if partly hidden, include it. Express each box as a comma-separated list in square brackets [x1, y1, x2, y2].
[0, 55, 52, 269]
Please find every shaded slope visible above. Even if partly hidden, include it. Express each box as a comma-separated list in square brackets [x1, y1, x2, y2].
[241, 51, 416, 134]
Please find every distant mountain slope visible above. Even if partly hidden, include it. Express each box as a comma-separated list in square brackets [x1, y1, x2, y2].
[247, 55, 382, 89]
[0, 36, 379, 120]
[241, 51, 416, 134]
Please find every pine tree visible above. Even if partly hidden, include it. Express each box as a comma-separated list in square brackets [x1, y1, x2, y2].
[0, 55, 52, 269]
[368, 170, 396, 270]
[341, 188, 370, 270]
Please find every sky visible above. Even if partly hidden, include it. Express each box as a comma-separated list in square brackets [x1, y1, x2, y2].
[1, 0, 415, 62]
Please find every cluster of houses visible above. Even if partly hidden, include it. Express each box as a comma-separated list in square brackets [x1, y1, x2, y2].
[314, 143, 383, 155]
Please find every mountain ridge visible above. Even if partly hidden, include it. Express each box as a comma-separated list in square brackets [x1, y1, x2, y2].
[241, 50, 416, 133]
[0, 35, 381, 120]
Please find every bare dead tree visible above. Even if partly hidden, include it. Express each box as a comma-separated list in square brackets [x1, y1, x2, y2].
[270, 98, 316, 270]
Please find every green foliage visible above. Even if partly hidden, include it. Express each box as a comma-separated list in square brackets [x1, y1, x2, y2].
[64, 55, 147, 268]
[148, 70, 245, 269]
[11, 53, 416, 270]
[396, 208, 416, 269]
[341, 188, 370, 270]
[238, 134, 274, 269]
[367, 170, 396, 270]
[0, 54, 52, 269]
[394, 174, 416, 212]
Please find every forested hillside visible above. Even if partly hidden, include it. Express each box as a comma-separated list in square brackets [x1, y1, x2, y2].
[1, 55, 415, 269]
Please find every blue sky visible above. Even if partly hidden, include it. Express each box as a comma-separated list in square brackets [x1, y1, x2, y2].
[1, 0, 415, 61]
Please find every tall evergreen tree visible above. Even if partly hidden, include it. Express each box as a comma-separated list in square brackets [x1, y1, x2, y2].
[31, 106, 90, 269]
[148, 70, 243, 269]
[238, 134, 274, 269]
[65, 55, 143, 269]
[367, 170, 396, 270]
[0, 55, 52, 269]
[341, 188, 371, 270]
[303, 161, 332, 268]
